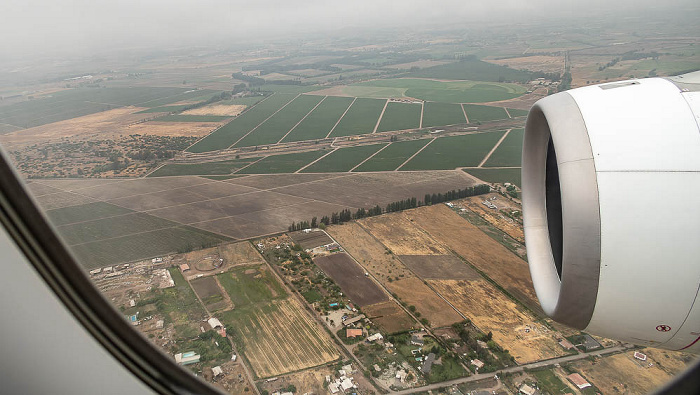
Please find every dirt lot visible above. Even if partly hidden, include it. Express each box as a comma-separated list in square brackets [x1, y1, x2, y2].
[387, 277, 463, 328]
[218, 241, 265, 266]
[259, 365, 335, 395]
[406, 204, 542, 315]
[190, 276, 230, 311]
[314, 253, 388, 307]
[183, 104, 246, 116]
[569, 349, 696, 394]
[399, 254, 481, 280]
[459, 193, 524, 243]
[126, 120, 226, 137]
[205, 361, 255, 394]
[289, 229, 334, 249]
[358, 213, 449, 255]
[429, 278, 566, 364]
[363, 300, 417, 333]
[488, 55, 565, 74]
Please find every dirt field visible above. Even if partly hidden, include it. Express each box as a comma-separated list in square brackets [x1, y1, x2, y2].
[126, 120, 226, 136]
[358, 213, 449, 255]
[259, 365, 335, 395]
[363, 300, 417, 333]
[387, 277, 463, 328]
[406, 204, 542, 315]
[206, 361, 255, 394]
[459, 193, 524, 243]
[190, 276, 230, 311]
[289, 230, 334, 249]
[429, 278, 566, 364]
[218, 241, 265, 266]
[183, 104, 246, 116]
[488, 55, 565, 74]
[569, 349, 696, 394]
[398, 254, 481, 280]
[314, 253, 388, 307]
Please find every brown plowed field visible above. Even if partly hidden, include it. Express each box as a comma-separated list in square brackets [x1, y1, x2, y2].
[190, 276, 229, 311]
[289, 230, 334, 249]
[363, 300, 417, 333]
[314, 253, 388, 307]
[406, 204, 542, 315]
[359, 213, 449, 255]
[387, 278, 462, 328]
[429, 278, 565, 364]
[399, 254, 481, 280]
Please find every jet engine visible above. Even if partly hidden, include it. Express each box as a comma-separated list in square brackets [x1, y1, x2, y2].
[522, 74, 700, 352]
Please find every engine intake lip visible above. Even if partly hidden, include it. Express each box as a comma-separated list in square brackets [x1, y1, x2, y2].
[522, 92, 602, 329]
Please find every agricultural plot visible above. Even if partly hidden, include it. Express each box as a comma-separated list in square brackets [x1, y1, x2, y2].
[137, 105, 192, 113]
[400, 132, 505, 170]
[217, 266, 287, 308]
[387, 277, 463, 328]
[464, 168, 522, 187]
[187, 93, 296, 153]
[398, 255, 480, 280]
[483, 128, 524, 167]
[329, 98, 386, 137]
[237, 150, 327, 174]
[507, 108, 529, 117]
[148, 158, 261, 177]
[354, 139, 430, 172]
[422, 102, 467, 127]
[190, 276, 229, 311]
[288, 230, 334, 249]
[376, 102, 422, 132]
[314, 253, 388, 307]
[353, 78, 525, 103]
[462, 104, 509, 122]
[362, 300, 417, 333]
[234, 94, 324, 147]
[281, 96, 354, 142]
[156, 115, 231, 122]
[45, 201, 133, 226]
[56, 212, 178, 246]
[359, 213, 449, 255]
[301, 144, 386, 173]
[405, 58, 533, 83]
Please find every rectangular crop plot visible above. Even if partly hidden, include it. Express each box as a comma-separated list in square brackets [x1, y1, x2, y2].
[56, 212, 178, 246]
[289, 230, 334, 249]
[463, 104, 509, 122]
[422, 102, 467, 127]
[301, 144, 386, 173]
[329, 98, 386, 137]
[400, 131, 505, 170]
[281, 96, 354, 142]
[376, 102, 421, 132]
[234, 94, 324, 147]
[464, 168, 522, 187]
[46, 201, 134, 226]
[399, 255, 480, 280]
[217, 266, 287, 308]
[148, 158, 261, 177]
[156, 114, 231, 122]
[190, 276, 228, 311]
[237, 150, 327, 174]
[354, 139, 430, 172]
[484, 128, 524, 167]
[314, 253, 388, 306]
[362, 300, 417, 334]
[187, 93, 296, 153]
[507, 108, 529, 117]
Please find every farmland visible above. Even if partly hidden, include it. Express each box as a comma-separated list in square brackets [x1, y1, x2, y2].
[483, 128, 524, 167]
[329, 98, 386, 136]
[400, 132, 505, 170]
[148, 158, 261, 177]
[405, 58, 534, 83]
[462, 104, 510, 122]
[314, 253, 388, 306]
[238, 150, 327, 174]
[281, 96, 354, 141]
[359, 213, 450, 255]
[301, 144, 386, 173]
[156, 114, 231, 122]
[234, 94, 324, 147]
[190, 276, 229, 311]
[354, 139, 430, 172]
[288, 230, 334, 249]
[46, 201, 133, 226]
[464, 168, 522, 187]
[376, 102, 422, 132]
[352, 78, 526, 103]
[422, 102, 468, 127]
[362, 300, 417, 333]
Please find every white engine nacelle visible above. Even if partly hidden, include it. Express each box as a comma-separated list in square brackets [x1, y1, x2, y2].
[522, 74, 700, 353]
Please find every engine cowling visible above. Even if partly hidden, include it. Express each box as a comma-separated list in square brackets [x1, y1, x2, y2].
[522, 74, 700, 352]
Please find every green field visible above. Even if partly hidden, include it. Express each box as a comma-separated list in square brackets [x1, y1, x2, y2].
[530, 369, 570, 394]
[352, 78, 525, 103]
[463, 168, 522, 187]
[136, 105, 192, 114]
[148, 158, 261, 177]
[376, 102, 422, 132]
[507, 108, 530, 117]
[484, 128, 523, 167]
[187, 93, 296, 153]
[329, 98, 386, 137]
[301, 144, 386, 173]
[237, 150, 327, 174]
[463, 104, 509, 122]
[422, 102, 467, 127]
[56, 212, 180, 245]
[340, 85, 406, 99]
[46, 201, 134, 226]
[354, 139, 431, 172]
[281, 96, 354, 142]
[136, 89, 221, 108]
[235, 94, 324, 147]
[217, 267, 287, 308]
[259, 84, 326, 94]
[68, 226, 230, 269]
[406, 58, 533, 83]
[156, 114, 231, 122]
[400, 132, 505, 170]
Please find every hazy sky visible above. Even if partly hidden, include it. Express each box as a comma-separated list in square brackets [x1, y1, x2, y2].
[1, 0, 697, 59]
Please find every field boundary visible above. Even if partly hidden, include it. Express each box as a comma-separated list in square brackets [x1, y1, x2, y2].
[295, 148, 338, 173]
[504, 107, 512, 118]
[478, 128, 511, 167]
[325, 97, 356, 138]
[228, 93, 300, 149]
[395, 138, 435, 171]
[460, 103, 470, 123]
[372, 99, 389, 133]
[277, 95, 327, 143]
[349, 143, 391, 172]
[419, 101, 424, 128]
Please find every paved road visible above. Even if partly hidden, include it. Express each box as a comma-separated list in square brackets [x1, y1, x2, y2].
[391, 345, 630, 394]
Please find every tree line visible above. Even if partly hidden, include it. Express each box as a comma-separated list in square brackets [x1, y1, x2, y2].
[288, 184, 490, 232]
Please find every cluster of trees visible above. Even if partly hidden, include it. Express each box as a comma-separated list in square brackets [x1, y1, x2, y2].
[232, 72, 265, 86]
[289, 184, 490, 231]
[621, 51, 661, 61]
[598, 57, 620, 71]
[559, 71, 572, 92]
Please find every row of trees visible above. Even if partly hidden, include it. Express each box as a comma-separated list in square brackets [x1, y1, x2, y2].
[288, 184, 490, 232]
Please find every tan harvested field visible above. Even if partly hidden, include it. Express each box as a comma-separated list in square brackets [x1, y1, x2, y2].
[235, 298, 339, 378]
[363, 300, 417, 333]
[182, 104, 246, 116]
[488, 55, 565, 74]
[480, 86, 548, 110]
[399, 254, 481, 280]
[429, 278, 566, 364]
[569, 349, 696, 394]
[314, 253, 388, 307]
[387, 278, 463, 328]
[460, 193, 524, 243]
[218, 241, 265, 266]
[126, 121, 226, 137]
[406, 204, 542, 315]
[359, 213, 449, 255]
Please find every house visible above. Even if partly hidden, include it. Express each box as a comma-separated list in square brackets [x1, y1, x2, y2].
[519, 384, 537, 395]
[367, 333, 383, 342]
[329, 383, 340, 394]
[410, 335, 424, 346]
[175, 351, 201, 365]
[212, 366, 223, 377]
[559, 339, 575, 350]
[343, 314, 365, 326]
[346, 328, 363, 338]
[634, 351, 648, 361]
[567, 373, 591, 389]
[471, 359, 485, 369]
[395, 369, 407, 382]
[151, 257, 163, 264]
[156, 320, 164, 329]
[207, 317, 223, 329]
[340, 378, 354, 391]
[581, 334, 602, 350]
[421, 353, 436, 373]
[477, 340, 489, 349]
[179, 263, 190, 272]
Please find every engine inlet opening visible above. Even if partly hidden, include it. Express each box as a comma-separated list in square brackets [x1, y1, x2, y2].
[546, 137, 563, 279]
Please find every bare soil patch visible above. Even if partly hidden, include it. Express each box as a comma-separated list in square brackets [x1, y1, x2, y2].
[359, 213, 449, 255]
[363, 300, 417, 333]
[314, 253, 388, 307]
[218, 241, 265, 266]
[399, 255, 481, 280]
[387, 278, 462, 328]
[190, 275, 229, 311]
[459, 193, 524, 243]
[126, 121, 225, 137]
[259, 365, 335, 395]
[182, 104, 247, 116]
[289, 230, 334, 249]
[488, 55, 565, 74]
